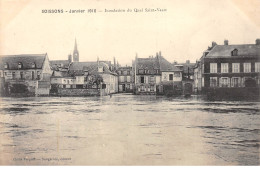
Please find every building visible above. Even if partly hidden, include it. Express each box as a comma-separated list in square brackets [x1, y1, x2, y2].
[51, 58, 118, 96]
[174, 60, 196, 95]
[0, 54, 52, 96]
[117, 66, 134, 93]
[199, 39, 260, 98]
[134, 51, 183, 95]
[50, 54, 72, 71]
[158, 52, 183, 95]
[134, 54, 161, 95]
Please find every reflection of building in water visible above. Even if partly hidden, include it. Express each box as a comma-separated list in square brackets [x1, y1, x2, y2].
[194, 39, 260, 98]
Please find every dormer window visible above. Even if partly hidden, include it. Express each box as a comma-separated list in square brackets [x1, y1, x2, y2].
[98, 66, 104, 72]
[18, 62, 23, 69]
[31, 63, 36, 68]
[231, 49, 238, 56]
[4, 63, 9, 69]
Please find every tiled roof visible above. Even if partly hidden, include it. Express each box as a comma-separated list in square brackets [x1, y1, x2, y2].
[136, 58, 160, 71]
[68, 61, 117, 76]
[0, 54, 47, 70]
[158, 56, 182, 72]
[206, 44, 260, 57]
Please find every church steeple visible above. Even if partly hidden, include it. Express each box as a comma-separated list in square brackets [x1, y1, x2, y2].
[73, 38, 79, 62]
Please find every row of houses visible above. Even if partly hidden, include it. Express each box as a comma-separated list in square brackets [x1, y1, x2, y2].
[0, 38, 259, 97]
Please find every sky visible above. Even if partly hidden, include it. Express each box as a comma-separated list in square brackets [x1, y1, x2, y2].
[0, 0, 260, 66]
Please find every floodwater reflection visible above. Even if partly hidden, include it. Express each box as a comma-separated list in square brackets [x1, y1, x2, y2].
[0, 94, 259, 165]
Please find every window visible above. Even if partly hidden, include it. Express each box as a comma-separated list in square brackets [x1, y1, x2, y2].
[255, 62, 260, 72]
[150, 85, 155, 92]
[244, 63, 251, 73]
[123, 71, 127, 75]
[4, 72, 7, 76]
[210, 77, 218, 87]
[141, 85, 145, 91]
[4, 63, 9, 69]
[18, 62, 23, 69]
[119, 76, 124, 82]
[232, 63, 240, 73]
[231, 49, 238, 56]
[98, 66, 104, 72]
[169, 74, 173, 81]
[127, 71, 130, 75]
[127, 76, 131, 82]
[124, 76, 127, 82]
[150, 76, 155, 82]
[118, 71, 121, 75]
[221, 63, 228, 73]
[32, 71, 34, 80]
[139, 69, 144, 74]
[221, 77, 229, 87]
[32, 63, 36, 68]
[231, 77, 240, 87]
[12, 72, 15, 79]
[145, 76, 149, 83]
[210, 63, 217, 73]
[37, 71, 41, 80]
[140, 76, 144, 83]
[174, 72, 180, 77]
[20, 72, 24, 79]
[202, 77, 204, 87]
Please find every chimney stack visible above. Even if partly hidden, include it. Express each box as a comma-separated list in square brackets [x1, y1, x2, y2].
[68, 54, 72, 63]
[159, 51, 162, 57]
[212, 41, 217, 47]
[256, 39, 260, 45]
[224, 40, 229, 45]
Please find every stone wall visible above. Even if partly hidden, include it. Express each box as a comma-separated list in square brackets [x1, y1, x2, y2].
[56, 88, 100, 96]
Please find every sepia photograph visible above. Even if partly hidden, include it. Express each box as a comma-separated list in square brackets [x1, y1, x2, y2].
[0, 0, 259, 166]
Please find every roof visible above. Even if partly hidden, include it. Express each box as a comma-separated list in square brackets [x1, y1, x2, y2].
[158, 56, 181, 72]
[136, 57, 160, 74]
[50, 60, 70, 66]
[68, 61, 117, 76]
[206, 44, 260, 57]
[52, 70, 71, 78]
[0, 54, 47, 70]
[176, 63, 196, 74]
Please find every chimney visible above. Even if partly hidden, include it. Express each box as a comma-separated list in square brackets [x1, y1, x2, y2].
[224, 39, 229, 45]
[212, 41, 217, 47]
[256, 39, 260, 45]
[159, 51, 162, 57]
[156, 52, 159, 58]
[68, 54, 72, 63]
[186, 60, 190, 64]
[173, 60, 178, 65]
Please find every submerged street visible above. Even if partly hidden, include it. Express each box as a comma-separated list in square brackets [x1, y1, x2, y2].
[0, 94, 259, 165]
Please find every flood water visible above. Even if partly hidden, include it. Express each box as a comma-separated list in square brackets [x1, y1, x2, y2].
[0, 94, 259, 165]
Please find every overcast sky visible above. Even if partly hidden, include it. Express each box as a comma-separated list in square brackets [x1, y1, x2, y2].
[1, 0, 260, 65]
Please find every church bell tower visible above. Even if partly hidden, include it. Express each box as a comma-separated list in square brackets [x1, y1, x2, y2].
[73, 38, 79, 62]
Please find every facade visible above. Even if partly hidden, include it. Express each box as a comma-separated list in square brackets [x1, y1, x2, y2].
[134, 51, 183, 95]
[117, 66, 134, 93]
[199, 39, 260, 98]
[51, 60, 118, 95]
[134, 54, 161, 95]
[158, 53, 183, 95]
[0, 54, 52, 96]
